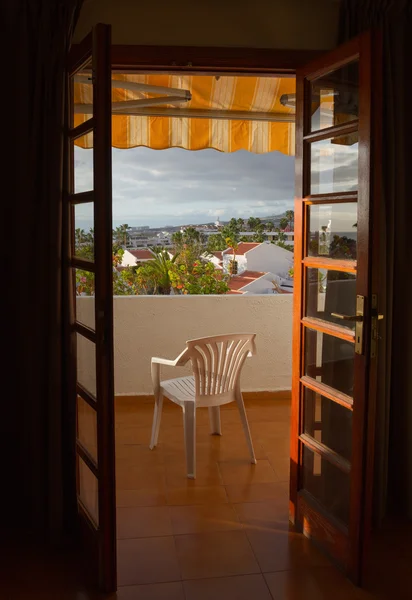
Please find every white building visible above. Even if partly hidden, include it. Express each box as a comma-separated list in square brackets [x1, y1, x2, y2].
[126, 227, 172, 249]
[227, 271, 292, 295]
[222, 242, 293, 279]
[155, 232, 173, 247]
[121, 248, 155, 267]
[265, 230, 294, 247]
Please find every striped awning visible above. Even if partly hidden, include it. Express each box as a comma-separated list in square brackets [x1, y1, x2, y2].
[74, 74, 296, 155]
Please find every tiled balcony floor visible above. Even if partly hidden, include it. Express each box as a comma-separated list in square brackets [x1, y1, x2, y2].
[114, 394, 372, 600]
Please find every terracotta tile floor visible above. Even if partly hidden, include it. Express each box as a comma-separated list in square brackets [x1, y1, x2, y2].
[114, 394, 376, 599]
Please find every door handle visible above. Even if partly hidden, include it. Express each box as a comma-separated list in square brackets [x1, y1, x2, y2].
[332, 295, 365, 355]
[331, 313, 363, 322]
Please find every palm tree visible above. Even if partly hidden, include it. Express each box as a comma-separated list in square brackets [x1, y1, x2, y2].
[84, 228, 94, 243]
[114, 224, 130, 247]
[75, 228, 86, 246]
[285, 210, 294, 229]
[247, 217, 257, 231]
[225, 236, 238, 275]
[237, 218, 244, 230]
[172, 228, 206, 251]
[181, 227, 198, 242]
[146, 249, 179, 295]
[75, 227, 94, 260]
[266, 221, 274, 232]
[279, 217, 289, 230]
[171, 231, 183, 250]
[229, 218, 240, 233]
[207, 233, 227, 252]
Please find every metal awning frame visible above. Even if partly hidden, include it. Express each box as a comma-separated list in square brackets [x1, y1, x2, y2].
[74, 75, 295, 122]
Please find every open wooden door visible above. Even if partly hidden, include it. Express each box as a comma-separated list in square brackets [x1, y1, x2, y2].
[64, 24, 116, 592]
[290, 31, 382, 583]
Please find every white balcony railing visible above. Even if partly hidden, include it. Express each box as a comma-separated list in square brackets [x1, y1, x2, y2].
[76, 294, 293, 396]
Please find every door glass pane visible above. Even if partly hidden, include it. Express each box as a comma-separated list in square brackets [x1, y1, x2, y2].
[78, 457, 99, 526]
[77, 333, 96, 397]
[302, 444, 350, 525]
[310, 134, 358, 195]
[303, 387, 352, 462]
[73, 65, 93, 118]
[74, 203, 94, 259]
[304, 328, 354, 397]
[311, 62, 359, 131]
[307, 203, 357, 260]
[77, 396, 98, 463]
[74, 132, 94, 193]
[306, 268, 357, 330]
[75, 269, 95, 330]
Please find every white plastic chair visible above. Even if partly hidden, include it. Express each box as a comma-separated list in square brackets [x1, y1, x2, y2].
[149, 333, 257, 478]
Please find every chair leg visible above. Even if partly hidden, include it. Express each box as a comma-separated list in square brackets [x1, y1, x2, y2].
[149, 393, 163, 449]
[236, 390, 257, 464]
[208, 406, 222, 435]
[183, 402, 196, 479]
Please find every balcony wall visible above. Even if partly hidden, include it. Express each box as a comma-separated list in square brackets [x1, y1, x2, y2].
[76, 295, 293, 396]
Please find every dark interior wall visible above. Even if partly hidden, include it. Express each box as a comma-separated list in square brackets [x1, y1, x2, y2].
[339, 0, 412, 521]
[74, 0, 340, 49]
[5, 0, 83, 543]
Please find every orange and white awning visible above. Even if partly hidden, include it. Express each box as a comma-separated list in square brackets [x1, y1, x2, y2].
[74, 74, 296, 155]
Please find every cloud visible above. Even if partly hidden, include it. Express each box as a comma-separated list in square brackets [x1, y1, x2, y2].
[74, 146, 295, 227]
[207, 208, 226, 217]
[311, 140, 359, 194]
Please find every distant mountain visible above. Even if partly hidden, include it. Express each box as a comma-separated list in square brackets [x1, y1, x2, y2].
[261, 212, 288, 221]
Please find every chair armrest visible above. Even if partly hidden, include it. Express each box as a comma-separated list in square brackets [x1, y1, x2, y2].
[151, 347, 190, 368]
[151, 357, 179, 367]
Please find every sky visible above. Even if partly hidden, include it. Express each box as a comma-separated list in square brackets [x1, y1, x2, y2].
[74, 147, 295, 229]
[74, 137, 358, 231]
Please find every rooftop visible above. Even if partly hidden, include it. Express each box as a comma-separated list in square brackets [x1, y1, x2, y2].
[223, 243, 260, 256]
[128, 249, 155, 260]
[227, 270, 266, 294]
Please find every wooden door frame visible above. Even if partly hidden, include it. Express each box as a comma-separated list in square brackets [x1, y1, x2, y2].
[65, 24, 116, 593]
[62, 39, 318, 592]
[71, 44, 323, 76]
[109, 45, 322, 75]
[361, 27, 382, 578]
[67, 37, 382, 587]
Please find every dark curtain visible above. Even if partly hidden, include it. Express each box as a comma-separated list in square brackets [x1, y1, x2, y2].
[5, 0, 83, 542]
[339, 1, 412, 521]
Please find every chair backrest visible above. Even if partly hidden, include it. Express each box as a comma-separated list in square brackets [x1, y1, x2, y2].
[186, 333, 256, 401]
